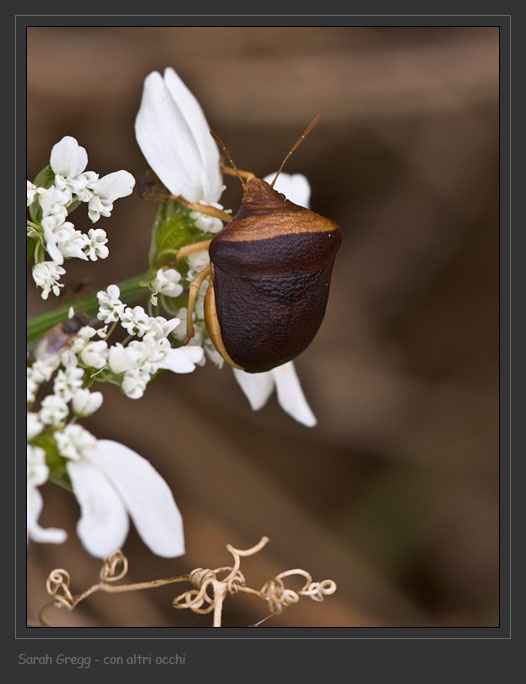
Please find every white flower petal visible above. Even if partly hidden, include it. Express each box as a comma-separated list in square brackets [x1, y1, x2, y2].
[107, 284, 120, 299]
[136, 71, 205, 202]
[80, 340, 108, 369]
[233, 368, 275, 411]
[67, 459, 129, 558]
[44, 237, 65, 265]
[93, 170, 135, 201]
[27, 486, 67, 545]
[158, 345, 204, 374]
[108, 344, 140, 374]
[263, 172, 311, 208]
[271, 362, 317, 427]
[72, 389, 103, 417]
[27, 412, 44, 440]
[50, 136, 88, 177]
[163, 67, 222, 203]
[89, 440, 184, 557]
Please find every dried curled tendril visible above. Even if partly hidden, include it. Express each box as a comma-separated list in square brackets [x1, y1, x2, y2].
[35, 538, 336, 627]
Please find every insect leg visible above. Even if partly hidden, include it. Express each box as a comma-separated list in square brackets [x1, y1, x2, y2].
[182, 265, 211, 344]
[175, 240, 212, 264]
[172, 196, 233, 223]
[138, 171, 232, 222]
[220, 163, 255, 181]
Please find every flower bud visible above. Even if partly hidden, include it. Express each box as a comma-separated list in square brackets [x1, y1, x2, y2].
[80, 340, 108, 369]
[72, 389, 103, 417]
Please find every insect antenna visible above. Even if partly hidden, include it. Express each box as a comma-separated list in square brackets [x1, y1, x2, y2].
[210, 130, 248, 193]
[270, 114, 320, 189]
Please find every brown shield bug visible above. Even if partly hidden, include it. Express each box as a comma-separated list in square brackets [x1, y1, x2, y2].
[168, 116, 343, 373]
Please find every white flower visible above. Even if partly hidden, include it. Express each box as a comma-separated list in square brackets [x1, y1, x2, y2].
[128, 337, 203, 376]
[40, 216, 76, 264]
[186, 250, 211, 281]
[39, 394, 69, 426]
[170, 303, 222, 368]
[66, 439, 184, 558]
[150, 268, 183, 305]
[30, 356, 60, 384]
[126, 338, 164, 373]
[27, 445, 67, 546]
[27, 372, 37, 404]
[27, 412, 44, 440]
[146, 316, 180, 341]
[80, 340, 108, 369]
[120, 306, 152, 337]
[108, 343, 142, 374]
[156, 342, 204, 374]
[135, 67, 223, 204]
[50, 136, 88, 184]
[84, 228, 109, 260]
[71, 170, 99, 202]
[233, 361, 316, 427]
[53, 365, 84, 401]
[32, 261, 66, 299]
[116, 336, 202, 399]
[88, 171, 135, 223]
[121, 368, 150, 399]
[27, 444, 48, 487]
[97, 284, 126, 324]
[27, 180, 37, 207]
[56, 227, 90, 261]
[263, 172, 311, 209]
[28, 356, 62, 403]
[37, 185, 70, 221]
[69, 325, 97, 354]
[190, 202, 227, 234]
[27, 484, 67, 546]
[71, 389, 103, 417]
[56, 424, 97, 461]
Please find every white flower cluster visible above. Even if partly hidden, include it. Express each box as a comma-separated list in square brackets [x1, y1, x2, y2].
[27, 291, 196, 557]
[28, 136, 135, 299]
[95, 284, 204, 399]
[149, 267, 183, 306]
[27, 352, 104, 549]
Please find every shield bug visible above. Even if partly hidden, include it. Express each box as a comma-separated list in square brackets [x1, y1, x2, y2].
[167, 117, 343, 373]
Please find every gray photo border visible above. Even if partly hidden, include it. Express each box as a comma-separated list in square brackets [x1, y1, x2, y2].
[8, 3, 517, 678]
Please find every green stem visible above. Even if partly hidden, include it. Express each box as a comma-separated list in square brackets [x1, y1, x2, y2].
[27, 238, 37, 263]
[160, 293, 180, 317]
[27, 270, 153, 343]
[104, 319, 119, 341]
[34, 241, 44, 263]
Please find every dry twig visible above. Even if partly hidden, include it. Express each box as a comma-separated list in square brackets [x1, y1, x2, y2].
[37, 537, 336, 627]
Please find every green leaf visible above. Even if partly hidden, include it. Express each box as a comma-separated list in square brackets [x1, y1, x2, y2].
[33, 163, 56, 189]
[48, 467, 73, 492]
[31, 427, 73, 492]
[149, 198, 207, 267]
[29, 164, 56, 223]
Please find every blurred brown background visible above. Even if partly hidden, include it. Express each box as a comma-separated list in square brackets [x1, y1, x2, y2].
[27, 26, 499, 628]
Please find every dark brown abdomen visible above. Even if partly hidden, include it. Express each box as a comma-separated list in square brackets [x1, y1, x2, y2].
[210, 230, 341, 373]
